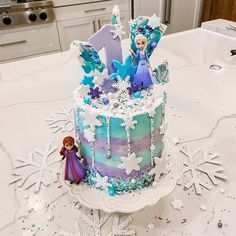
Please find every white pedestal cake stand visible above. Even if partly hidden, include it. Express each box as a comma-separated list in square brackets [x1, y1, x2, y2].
[60, 137, 183, 213]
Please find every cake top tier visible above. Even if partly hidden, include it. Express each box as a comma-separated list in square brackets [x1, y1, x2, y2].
[71, 5, 169, 116]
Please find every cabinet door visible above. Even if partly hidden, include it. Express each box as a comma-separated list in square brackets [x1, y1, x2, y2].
[57, 16, 96, 51]
[97, 11, 130, 37]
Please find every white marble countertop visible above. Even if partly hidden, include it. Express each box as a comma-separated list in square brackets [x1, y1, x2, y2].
[0, 27, 236, 236]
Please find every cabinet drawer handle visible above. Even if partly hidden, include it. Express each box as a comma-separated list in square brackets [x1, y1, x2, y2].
[164, 0, 172, 24]
[93, 20, 96, 32]
[85, 8, 106, 13]
[98, 19, 101, 29]
[0, 40, 27, 47]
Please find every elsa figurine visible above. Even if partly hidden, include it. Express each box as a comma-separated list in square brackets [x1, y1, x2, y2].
[130, 34, 153, 88]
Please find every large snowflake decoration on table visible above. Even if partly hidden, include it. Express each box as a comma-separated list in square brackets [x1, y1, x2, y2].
[9, 143, 60, 193]
[121, 117, 138, 131]
[79, 209, 111, 236]
[78, 209, 135, 236]
[181, 147, 227, 195]
[60, 222, 83, 236]
[107, 215, 136, 236]
[45, 107, 74, 133]
[118, 152, 143, 175]
[112, 76, 130, 94]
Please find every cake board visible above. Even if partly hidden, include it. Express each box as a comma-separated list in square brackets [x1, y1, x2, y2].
[60, 137, 183, 214]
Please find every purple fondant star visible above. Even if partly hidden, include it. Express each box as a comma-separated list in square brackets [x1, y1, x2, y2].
[101, 78, 117, 93]
[88, 87, 102, 99]
[128, 84, 141, 95]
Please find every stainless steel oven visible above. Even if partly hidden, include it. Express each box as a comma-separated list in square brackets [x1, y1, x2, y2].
[0, 0, 55, 29]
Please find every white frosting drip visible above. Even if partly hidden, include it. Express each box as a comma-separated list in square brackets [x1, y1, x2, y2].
[106, 115, 111, 158]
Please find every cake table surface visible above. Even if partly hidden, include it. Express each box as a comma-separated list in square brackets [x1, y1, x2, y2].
[0, 27, 236, 235]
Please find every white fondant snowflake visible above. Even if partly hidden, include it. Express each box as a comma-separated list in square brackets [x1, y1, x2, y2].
[121, 117, 138, 131]
[9, 143, 60, 193]
[112, 76, 130, 94]
[80, 108, 102, 129]
[170, 199, 184, 211]
[107, 215, 136, 236]
[45, 107, 74, 133]
[111, 25, 125, 40]
[93, 69, 109, 86]
[118, 153, 143, 175]
[147, 222, 155, 231]
[148, 14, 161, 29]
[84, 128, 95, 143]
[91, 172, 112, 189]
[181, 147, 227, 195]
[76, 84, 90, 97]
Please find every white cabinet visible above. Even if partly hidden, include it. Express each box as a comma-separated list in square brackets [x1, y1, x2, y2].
[133, 0, 203, 34]
[55, 0, 130, 51]
[0, 22, 60, 62]
[57, 17, 96, 50]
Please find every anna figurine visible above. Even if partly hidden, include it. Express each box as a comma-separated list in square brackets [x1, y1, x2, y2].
[60, 136, 86, 184]
[130, 34, 153, 88]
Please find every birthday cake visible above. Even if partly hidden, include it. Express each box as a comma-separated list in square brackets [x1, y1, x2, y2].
[72, 6, 169, 195]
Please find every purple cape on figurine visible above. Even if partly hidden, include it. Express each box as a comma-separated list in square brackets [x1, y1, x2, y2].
[133, 49, 153, 88]
[63, 148, 86, 183]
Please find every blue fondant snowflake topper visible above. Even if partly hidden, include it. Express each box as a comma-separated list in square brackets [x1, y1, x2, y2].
[81, 75, 95, 88]
[110, 55, 137, 81]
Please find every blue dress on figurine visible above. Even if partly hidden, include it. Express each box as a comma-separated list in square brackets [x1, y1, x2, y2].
[133, 49, 153, 88]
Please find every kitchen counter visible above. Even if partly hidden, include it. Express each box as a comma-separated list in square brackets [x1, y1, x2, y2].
[0, 26, 236, 236]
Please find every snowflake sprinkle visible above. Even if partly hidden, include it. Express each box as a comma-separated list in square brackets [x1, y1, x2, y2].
[88, 87, 102, 99]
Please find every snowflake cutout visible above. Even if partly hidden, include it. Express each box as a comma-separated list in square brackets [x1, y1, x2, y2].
[121, 117, 138, 131]
[9, 143, 60, 193]
[76, 84, 90, 98]
[118, 153, 143, 175]
[147, 222, 155, 231]
[88, 87, 102, 99]
[181, 147, 227, 195]
[111, 25, 125, 40]
[93, 69, 109, 87]
[170, 199, 184, 211]
[84, 128, 95, 143]
[80, 108, 102, 128]
[79, 209, 111, 236]
[112, 76, 130, 94]
[45, 107, 74, 133]
[147, 14, 161, 29]
[91, 172, 112, 189]
[81, 75, 95, 88]
[107, 215, 136, 236]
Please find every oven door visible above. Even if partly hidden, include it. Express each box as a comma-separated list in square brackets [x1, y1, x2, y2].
[53, 0, 112, 7]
